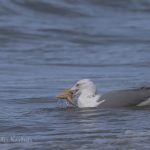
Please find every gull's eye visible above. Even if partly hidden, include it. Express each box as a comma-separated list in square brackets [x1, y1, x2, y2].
[76, 83, 80, 87]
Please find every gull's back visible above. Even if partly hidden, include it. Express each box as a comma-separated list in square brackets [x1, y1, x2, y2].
[98, 87, 150, 108]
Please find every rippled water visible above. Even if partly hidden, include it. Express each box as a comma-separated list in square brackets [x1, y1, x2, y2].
[0, 0, 150, 149]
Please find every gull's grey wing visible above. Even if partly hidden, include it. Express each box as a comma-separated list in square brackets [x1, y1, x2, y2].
[98, 87, 150, 108]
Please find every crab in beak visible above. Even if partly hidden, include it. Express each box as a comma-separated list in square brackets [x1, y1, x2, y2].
[56, 89, 76, 106]
[56, 81, 81, 106]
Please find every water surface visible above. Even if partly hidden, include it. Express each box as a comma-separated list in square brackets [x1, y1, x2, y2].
[0, 0, 150, 149]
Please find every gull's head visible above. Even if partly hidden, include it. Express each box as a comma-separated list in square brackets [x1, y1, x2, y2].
[70, 79, 96, 96]
[70, 79, 101, 108]
[57, 79, 102, 108]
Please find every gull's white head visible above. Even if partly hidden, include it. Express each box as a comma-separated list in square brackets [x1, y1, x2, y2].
[71, 79, 96, 96]
[70, 79, 102, 108]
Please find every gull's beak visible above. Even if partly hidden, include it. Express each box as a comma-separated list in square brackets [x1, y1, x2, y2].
[56, 89, 76, 106]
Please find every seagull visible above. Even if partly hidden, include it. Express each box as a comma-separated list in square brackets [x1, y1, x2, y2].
[69, 79, 150, 108]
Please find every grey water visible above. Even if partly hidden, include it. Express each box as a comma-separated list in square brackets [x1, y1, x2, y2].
[0, 0, 150, 149]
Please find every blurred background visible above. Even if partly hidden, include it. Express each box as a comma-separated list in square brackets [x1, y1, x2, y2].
[0, 0, 150, 149]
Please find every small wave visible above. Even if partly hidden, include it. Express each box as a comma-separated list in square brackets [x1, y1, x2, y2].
[87, 0, 150, 12]
[1, 0, 150, 18]
[12, 0, 88, 17]
[9, 97, 54, 104]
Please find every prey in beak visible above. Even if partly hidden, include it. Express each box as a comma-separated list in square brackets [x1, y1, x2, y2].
[56, 89, 76, 106]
